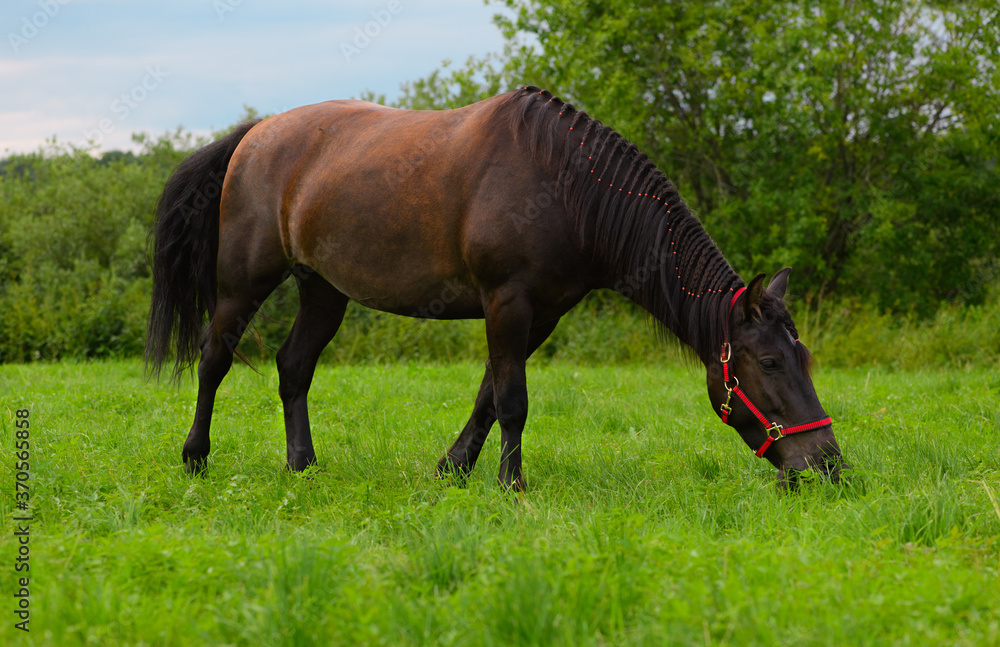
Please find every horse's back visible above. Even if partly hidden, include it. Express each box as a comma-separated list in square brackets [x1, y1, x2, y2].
[220, 95, 585, 319]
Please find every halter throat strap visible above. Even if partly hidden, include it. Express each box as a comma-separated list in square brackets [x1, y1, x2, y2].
[718, 287, 832, 458]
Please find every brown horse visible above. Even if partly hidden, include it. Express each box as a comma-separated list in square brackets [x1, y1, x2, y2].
[146, 86, 844, 489]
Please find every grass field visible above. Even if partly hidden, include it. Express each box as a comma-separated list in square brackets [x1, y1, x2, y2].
[1, 359, 999, 646]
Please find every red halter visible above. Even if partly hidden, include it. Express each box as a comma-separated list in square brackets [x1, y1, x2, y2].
[719, 288, 832, 458]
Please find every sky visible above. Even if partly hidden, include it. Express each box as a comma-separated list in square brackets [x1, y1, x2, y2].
[0, 0, 510, 154]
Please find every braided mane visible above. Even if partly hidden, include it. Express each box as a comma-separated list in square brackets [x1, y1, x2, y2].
[498, 86, 746, 360]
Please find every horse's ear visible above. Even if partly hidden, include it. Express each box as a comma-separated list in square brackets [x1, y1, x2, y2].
[766, 267, 792, 300]
[741, 273, 767, 322]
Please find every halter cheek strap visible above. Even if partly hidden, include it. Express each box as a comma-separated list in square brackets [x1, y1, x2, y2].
[719, 288, 832, 458]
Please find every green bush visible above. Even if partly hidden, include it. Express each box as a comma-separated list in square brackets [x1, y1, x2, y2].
[800, 284, 1000, 371]
[0, 136, 186, 362]
[0, 264, 149, 361]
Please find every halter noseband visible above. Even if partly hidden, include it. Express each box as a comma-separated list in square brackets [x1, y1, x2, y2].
[719, 287, 832, 458]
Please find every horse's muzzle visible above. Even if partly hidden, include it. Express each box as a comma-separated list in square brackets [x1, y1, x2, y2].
[777, 438, 848, 490]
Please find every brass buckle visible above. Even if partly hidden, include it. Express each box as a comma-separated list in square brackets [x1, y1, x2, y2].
[720, 342, 732, 364]
[766, 423, 784, 441]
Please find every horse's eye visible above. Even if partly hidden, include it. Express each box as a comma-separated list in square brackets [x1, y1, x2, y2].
[760, 358, 780, 372]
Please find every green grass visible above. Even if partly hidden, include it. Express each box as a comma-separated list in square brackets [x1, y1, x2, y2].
[1, 360, 999, 646]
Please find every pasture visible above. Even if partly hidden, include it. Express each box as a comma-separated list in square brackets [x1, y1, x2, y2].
[1, 359, 998, 646]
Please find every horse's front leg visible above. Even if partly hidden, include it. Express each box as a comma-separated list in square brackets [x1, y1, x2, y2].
[482, 288, 534, 491]
[437, 317, 559, 481]
[436, 365, 496, 479]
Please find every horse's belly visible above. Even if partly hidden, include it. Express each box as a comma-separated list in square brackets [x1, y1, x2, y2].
[323, 270, 484, 319]
[350, 279, 485, 319]
[299, 231, 484, 319]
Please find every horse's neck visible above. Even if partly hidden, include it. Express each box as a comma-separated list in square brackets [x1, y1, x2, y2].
[585, 207, 738, 361]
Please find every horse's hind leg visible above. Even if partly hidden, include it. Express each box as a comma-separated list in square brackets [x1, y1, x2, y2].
[275, 269, 349, 471]
[437, 315, 559, 482]
[183, 274, 285, 473]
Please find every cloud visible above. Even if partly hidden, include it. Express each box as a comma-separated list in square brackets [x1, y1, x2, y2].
[0, 1, 507, 154]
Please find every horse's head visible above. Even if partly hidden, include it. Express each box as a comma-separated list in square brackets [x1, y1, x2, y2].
[707, 268, 845, 488]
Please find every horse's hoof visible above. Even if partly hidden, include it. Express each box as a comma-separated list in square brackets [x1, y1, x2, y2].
[184, 454, 208, 476]
[497, 475, 527, 494]
[286, 454, 317, 472]
[435, 454, 472, 481]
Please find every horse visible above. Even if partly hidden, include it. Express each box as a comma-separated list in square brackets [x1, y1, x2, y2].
[146, 86, 845, 490]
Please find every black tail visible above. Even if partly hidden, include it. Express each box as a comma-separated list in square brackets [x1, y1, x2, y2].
[145, 121, 260, 379]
